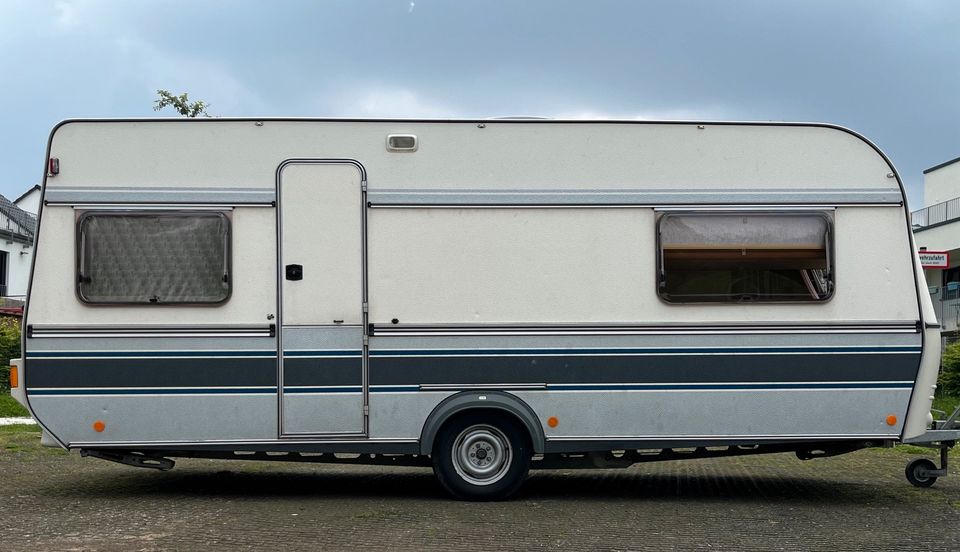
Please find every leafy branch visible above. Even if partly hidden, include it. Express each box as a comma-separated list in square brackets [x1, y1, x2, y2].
[153, 89, 211, 117]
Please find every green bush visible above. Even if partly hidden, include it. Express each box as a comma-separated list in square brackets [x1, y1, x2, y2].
[0, 317, 21, 392]
[938, 341, 960, 396]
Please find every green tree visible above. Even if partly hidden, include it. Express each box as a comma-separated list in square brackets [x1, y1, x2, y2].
[153, 89, 211, 117]
[938, 340, 960, 396]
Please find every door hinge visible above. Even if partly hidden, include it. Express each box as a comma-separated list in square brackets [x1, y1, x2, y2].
[361, 179, 368, 192]
[363, 405, 370, 415]
[362, 302, 369, 313]
[362, 334, 369, 345]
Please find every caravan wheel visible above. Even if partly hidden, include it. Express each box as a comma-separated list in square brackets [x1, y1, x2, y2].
[432, 412, 531, 501]
[905, 458, 938, 488]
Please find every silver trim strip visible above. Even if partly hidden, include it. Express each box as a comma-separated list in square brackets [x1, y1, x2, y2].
[25, 353, 275, 360]
[28, 325, 275, 339]
[30, 332, 274, 339]
[377, 349, 918, 357]
[66, 204, 250, 210]
[654, 206, 839, 212]
[546, 433, 899, 441]
[45, 186, 276, 205]
[367, 188, 903, 207]
[372, 323, 920, 337]
[419, 383, 547, 391]
[279, 431, 368, 439]
[70, 438, 418, 447]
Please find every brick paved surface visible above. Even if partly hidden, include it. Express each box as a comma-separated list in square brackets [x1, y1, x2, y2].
[2, 427, 959, 551]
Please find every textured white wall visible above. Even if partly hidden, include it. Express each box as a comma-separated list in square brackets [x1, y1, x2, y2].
[0, 240, 32, 297]
[369, 206, 918, 324]
[924, 161, 960, 207]
[14, 187, 41, 215]
[48, 121, 898, 192]
[27, 206, 276, 325]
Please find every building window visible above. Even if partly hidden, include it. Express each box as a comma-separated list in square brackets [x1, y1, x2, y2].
[658, 212, 833, 303]
[77, 211, 231, 304]
[944, 266, 960, 300]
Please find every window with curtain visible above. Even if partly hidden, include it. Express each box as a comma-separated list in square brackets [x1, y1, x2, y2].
[658, 212, 832, 303]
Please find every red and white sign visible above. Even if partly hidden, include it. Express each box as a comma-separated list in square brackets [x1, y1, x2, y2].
[919, 250, 950, 269]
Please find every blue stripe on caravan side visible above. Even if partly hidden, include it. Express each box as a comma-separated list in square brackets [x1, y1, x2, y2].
[370, 346, 922, 356]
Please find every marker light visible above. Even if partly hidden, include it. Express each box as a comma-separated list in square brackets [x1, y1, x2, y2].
[92, 420, 106, 432]
[8, 365, 17, 388]
[386, 134, 418, 152]
[48, 157, 60, 175]
[547, 416, 559, 428]
[886, 415, 898, 426]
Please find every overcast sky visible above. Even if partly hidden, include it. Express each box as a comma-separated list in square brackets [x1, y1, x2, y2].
[1, 0, 958, 206]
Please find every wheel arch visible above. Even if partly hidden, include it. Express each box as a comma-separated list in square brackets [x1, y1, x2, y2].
[419, 391, 546, 455]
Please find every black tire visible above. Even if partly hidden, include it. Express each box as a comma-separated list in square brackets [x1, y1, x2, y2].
[432, 412, 532, 501]
[905, 458, 938, 488]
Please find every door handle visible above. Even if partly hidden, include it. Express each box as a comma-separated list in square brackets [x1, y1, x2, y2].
[285, 264, 303, 281]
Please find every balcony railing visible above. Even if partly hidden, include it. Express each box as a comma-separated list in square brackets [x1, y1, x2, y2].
[913, 196, 960, 230]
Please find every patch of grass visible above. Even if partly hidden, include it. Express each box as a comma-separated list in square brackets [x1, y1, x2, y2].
[0, 423, 39, 434]
[932, 394, 960, 419]
[0, 424, 40, 453]
[0, 424, 65, 457]
[0, 393, 28, 417]
[938, 341, 960, 395]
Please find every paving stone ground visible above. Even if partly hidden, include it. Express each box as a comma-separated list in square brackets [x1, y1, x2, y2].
[2, 426, 959, 551]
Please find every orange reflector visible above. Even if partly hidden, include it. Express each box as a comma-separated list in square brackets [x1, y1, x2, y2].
[8, 365, 17, 388]
[547, 416, 559, 428]
[92, 420, 106, 432]
[886, 415, 897, 426]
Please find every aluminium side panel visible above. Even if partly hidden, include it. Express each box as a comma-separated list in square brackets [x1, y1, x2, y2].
[45, 120, 899, 197]
[366, 203, 920, 442]
[368, 206, 918, 325]
[25, 119, 923, 451]
[24, 206, 279, 446]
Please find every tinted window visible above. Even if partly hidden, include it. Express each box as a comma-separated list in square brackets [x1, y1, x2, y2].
[77, 211, 230, 304]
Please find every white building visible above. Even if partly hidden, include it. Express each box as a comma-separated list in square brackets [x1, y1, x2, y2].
[912, 157, 960, 345]
[15, 185, 40, 216]
[0, 185, 39, 300]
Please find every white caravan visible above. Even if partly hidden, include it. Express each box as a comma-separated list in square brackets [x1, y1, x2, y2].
[9, 119, 959, 500]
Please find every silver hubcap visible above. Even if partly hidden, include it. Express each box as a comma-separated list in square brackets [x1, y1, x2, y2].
[452, 424, 512, 486]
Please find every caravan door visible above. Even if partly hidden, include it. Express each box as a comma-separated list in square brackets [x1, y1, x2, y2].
[278, 161, 366, 436]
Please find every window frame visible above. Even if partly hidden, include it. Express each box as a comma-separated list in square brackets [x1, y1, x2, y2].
[75, 209, 233, 306]
[655, 209, 835, 305]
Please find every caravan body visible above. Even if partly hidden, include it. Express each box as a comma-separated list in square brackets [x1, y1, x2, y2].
[11, 119, 942, 499]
